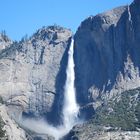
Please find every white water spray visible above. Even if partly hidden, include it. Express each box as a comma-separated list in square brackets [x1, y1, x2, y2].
[63, 38, 79, 129]
[20, 38, 79, 140]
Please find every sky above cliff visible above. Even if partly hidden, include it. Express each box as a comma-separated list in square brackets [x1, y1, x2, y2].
[0, 0, 132, 40]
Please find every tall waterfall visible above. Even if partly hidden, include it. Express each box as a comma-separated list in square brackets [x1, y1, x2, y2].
[62, 38, 79, 129]
[20, 38, 79, 140]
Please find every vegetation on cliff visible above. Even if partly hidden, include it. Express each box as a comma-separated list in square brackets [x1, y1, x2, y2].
[92, 88, 140, 131]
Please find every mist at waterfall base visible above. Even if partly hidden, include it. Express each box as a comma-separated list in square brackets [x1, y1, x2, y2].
[20, 39, 79, 139]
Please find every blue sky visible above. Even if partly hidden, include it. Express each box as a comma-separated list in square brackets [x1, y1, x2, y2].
[0, 0, 132, 40]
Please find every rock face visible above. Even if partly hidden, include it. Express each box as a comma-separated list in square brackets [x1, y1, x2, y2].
[65, 0, 140, 139]
[0, 26, 72, 139]
[74, 0, 140, 109]
[0, 105, 26, 140]
[0, 0, 140, 139]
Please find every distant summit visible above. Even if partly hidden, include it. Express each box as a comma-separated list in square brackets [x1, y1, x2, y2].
[31, 25, 71, 42]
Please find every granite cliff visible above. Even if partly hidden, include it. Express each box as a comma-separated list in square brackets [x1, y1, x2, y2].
[0, 26, 72, 139]
[65, 0, 140, 139]
[74, 0, 140, 116]
[0, 0, 140, 140]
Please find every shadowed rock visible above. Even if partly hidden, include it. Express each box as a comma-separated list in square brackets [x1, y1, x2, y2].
[74, 0, 140, 120]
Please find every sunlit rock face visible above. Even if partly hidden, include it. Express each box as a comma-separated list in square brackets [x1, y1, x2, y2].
[0, 26, 72, 139]
[20, 38, 79, 140]
[74, 0, 140, 114]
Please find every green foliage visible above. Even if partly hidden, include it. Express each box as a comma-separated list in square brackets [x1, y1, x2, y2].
[0, 96, 4, 104]
[92, 88, 140, 131]
[0, 116, 6, 138]
[0, 97, 6, 138]
[135, 101, 140, 128]
[1, 30, 9, 42]
[21, 34, 28, 42]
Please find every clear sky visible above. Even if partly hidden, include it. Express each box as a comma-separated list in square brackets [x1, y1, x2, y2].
[0, 0, 133, 41]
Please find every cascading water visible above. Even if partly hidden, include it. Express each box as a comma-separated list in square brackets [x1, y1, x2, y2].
[62, 38, 79, 129]
[20, 38, 79, 140]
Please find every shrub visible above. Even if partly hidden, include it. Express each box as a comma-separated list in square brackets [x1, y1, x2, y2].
[0, 117, 6, 138]
[92, 88, 140, 131]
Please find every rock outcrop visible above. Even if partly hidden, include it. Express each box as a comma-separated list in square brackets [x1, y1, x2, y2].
[0, 105, 26, 140]
[0, 26, 72, 139]
[63, 123, 140, 140]
[74, 0, 140, 110]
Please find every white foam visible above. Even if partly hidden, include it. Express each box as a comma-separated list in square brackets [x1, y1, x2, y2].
[62, 38, 79, 130]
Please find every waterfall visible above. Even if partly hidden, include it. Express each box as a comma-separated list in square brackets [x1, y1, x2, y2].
[62, 38, 79, 129]
[20, 38, 79, 140]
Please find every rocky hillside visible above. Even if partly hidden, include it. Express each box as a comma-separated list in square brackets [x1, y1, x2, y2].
[0, 26, 72, 139]
[63, 88, 140, 140]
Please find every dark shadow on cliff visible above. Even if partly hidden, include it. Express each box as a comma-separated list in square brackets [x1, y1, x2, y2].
[127, 1, 140, 70]
[46, 38, 71, 126]
[74, 1, 140, 119]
